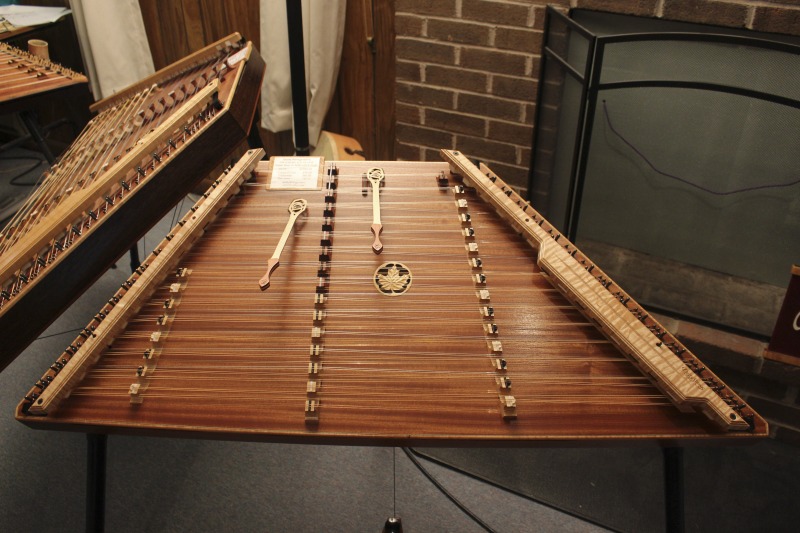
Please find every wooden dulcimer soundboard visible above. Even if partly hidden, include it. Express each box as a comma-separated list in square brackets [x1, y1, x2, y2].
[17, 150, 767, 445]
[0, 34, 265, 371]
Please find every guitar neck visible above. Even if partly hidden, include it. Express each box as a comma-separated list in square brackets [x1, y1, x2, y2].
[441, 149, 749, 431]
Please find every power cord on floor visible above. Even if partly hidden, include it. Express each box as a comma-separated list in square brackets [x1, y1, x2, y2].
[35, 327, 83, 341]
[402, 447, 497, 533]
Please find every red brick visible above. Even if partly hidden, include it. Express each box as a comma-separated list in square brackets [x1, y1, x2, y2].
[489, 120, 534, 145]
[455, 134, 518, 163]
[397, 83, 456, 109]
[532, 5, 547, 31]
[752, 6, 800, 36]
[518, 146, 532, 166]
[540, 79, 564, 108]
[522, 103, 535, 124]
[426, 64, 488, 92]
[461, 47, 528, 76]
[748, 396, 800, 428]
[396, 103, 423, 125]
[426, 108, 486, 136]
[395, 141, 423, 161]
[423, 147, 447, 161]
[761, 358, 800, 386]
[396, 14, 425, 36]
[459, 93, 523, 122]
[475, 159, 530, 189]
[396, 0, 457, 17]
[461, 0, 532, 27]
[531, 146, 554, 171]
[396, 123, 454, 147]
[534, 127, 558, 153]
[662, 0, 749, 28]
[396, 37, 457, 65]
[493, 74, 537, 100]
[397, 60, 422, 82]
[494, 27, 543, 54]
[574, 0, 660, 18]
[427, 18, 492, 46]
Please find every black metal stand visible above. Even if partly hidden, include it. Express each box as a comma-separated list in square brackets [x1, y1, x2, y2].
[382, 516, 403, 532]
[285, 0, 310, 156]
[18, 110, 57, 164]
[663, 447, 685, 533]
[129, 244, 140, 272]
[86, 434, 107, 533]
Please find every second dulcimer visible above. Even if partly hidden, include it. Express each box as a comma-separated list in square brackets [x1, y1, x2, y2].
[442, 149, 749, 431]
[0, 34, 265, 371]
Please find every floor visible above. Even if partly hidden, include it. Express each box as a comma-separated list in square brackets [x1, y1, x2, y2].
[1, 148, 798, 532]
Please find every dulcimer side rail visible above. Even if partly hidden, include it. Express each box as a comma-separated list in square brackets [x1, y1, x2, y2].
[20, 149, 265, 415]
[0, 34, 265, 370]
[441, 149, 753, 431]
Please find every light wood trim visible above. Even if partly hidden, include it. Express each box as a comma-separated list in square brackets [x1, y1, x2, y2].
[90, 32, 243, 113]
[0, 80, 221, 300]
[26, 149, 265, 415]
[441, 149, 749, 431]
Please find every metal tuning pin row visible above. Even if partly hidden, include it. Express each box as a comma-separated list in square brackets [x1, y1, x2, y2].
[21, 261, 155, 412]
[452, 184, 516, 421]
[306, 165, 338, 423]
[129, 268, 191, 404]
[0, 117, 209, 312]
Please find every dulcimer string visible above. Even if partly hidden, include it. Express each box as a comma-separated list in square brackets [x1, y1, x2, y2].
[23, 158, 699, 425]
[0, 48, 235, 252]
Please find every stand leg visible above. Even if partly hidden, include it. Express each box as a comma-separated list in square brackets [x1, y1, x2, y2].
[19, 110, 56, 163]
[86, 434, 107, 533]
[129, 244, 140, 272]
[663, 447, 685, 533]
[382, 516, 403, 532]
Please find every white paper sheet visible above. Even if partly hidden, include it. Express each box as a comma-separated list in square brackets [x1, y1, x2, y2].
[0, 5, 71, 27]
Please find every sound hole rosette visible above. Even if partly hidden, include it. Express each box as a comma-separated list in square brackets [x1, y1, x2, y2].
[373, 262, 412, 296]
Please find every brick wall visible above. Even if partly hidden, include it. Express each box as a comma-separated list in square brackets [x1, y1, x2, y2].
[394, 0, 800, 196]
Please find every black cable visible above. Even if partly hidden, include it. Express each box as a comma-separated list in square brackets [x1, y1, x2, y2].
[602, 100, 800, 196]
[34, 327, 83, 341]
[408, 448, 618, 533]
[401, 447, 497, 533]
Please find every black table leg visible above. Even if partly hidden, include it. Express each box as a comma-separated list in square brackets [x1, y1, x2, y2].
[664, 447, 685, 533]
[86, 433, 107, 533]
[19, 110, 56, 164]
[129, 244, 140, 272]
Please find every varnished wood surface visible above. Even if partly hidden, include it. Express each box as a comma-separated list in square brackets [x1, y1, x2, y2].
[0, 37, 265, 371]
[138, 1, 260, 70]
[18, 158, 767, 445]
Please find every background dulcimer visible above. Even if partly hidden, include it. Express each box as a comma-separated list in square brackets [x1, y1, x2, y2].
[17, 149, 766, 444]
[0, 33, 265, 371]
[0, 41, 88, 107]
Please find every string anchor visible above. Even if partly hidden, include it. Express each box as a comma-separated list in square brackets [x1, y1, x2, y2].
[258, 199, 308, 289]
[367, 167, 386, 253]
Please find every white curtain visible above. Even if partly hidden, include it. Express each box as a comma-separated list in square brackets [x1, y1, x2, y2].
[260, 0, 346, 149]
[69, 0, 154, 100]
